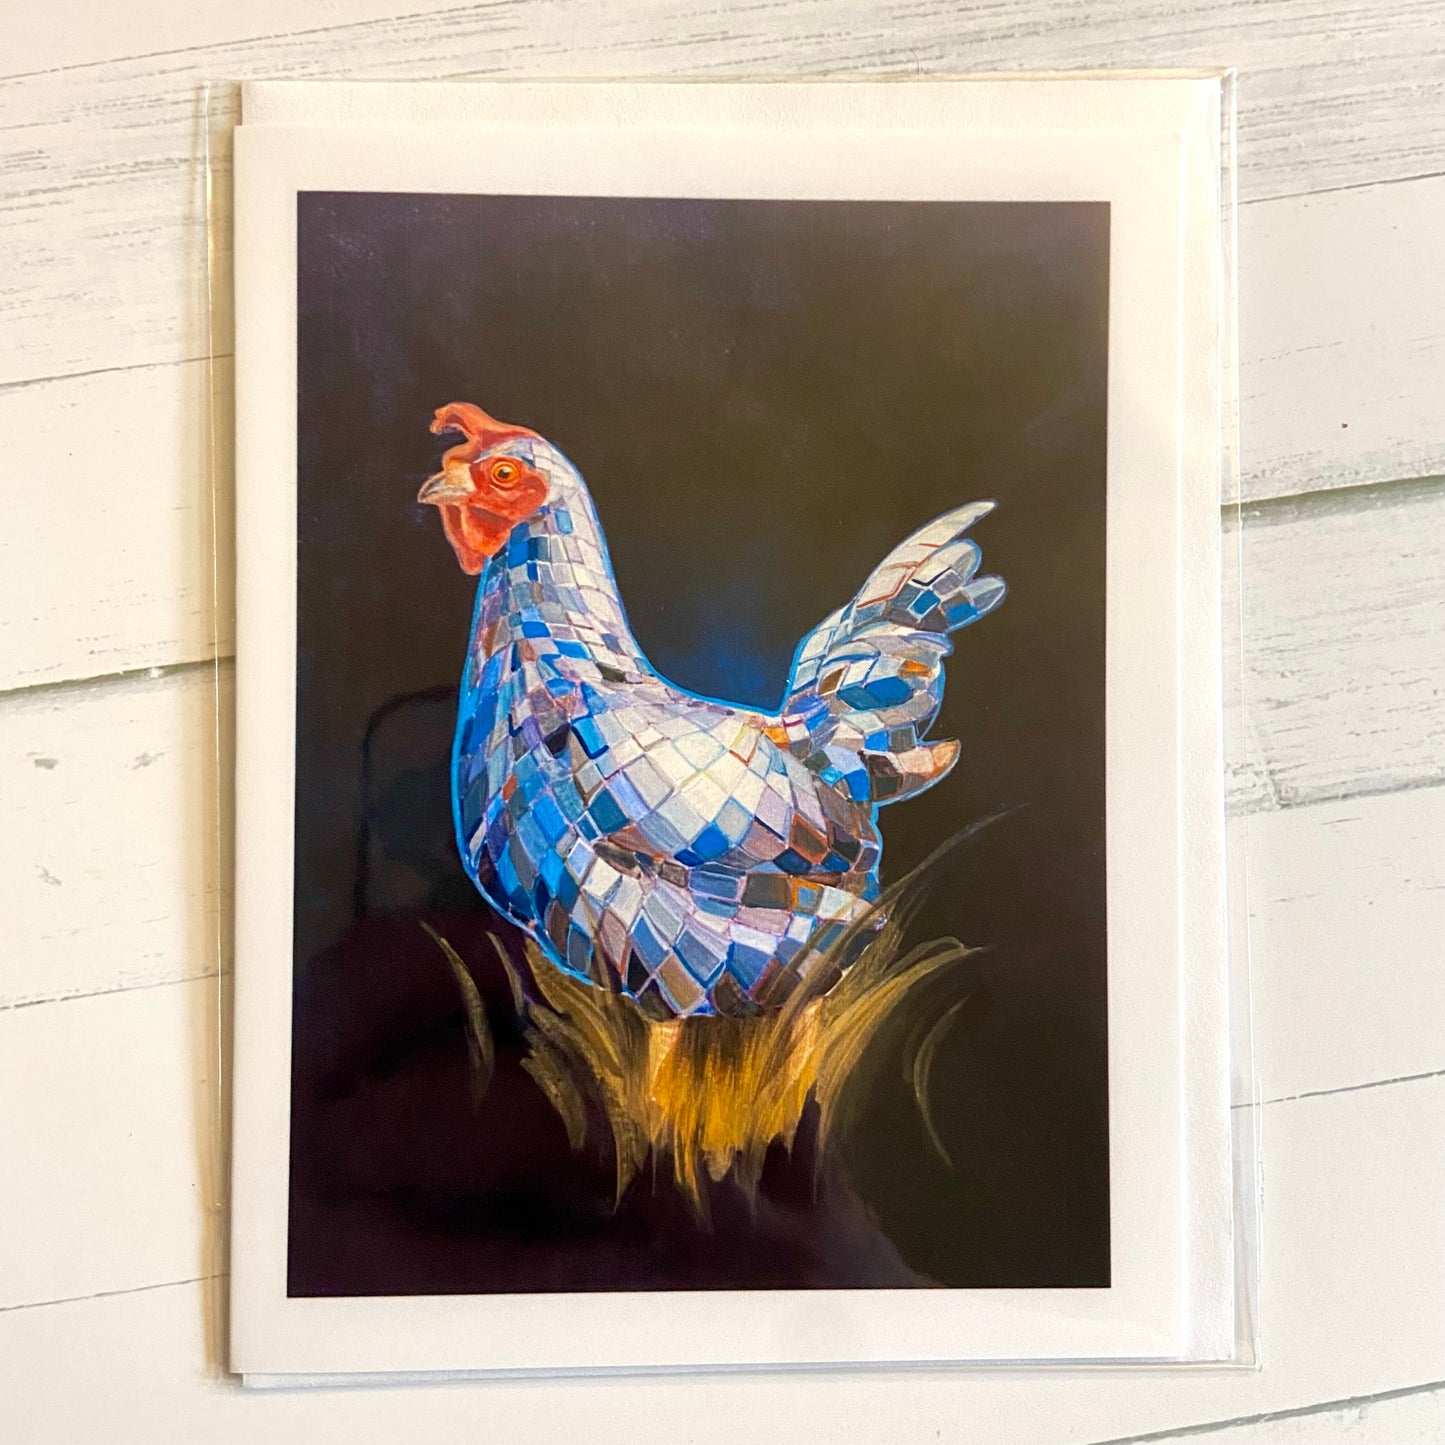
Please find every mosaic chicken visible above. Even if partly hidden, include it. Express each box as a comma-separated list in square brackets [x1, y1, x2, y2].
[419, 402, 1004, 1019]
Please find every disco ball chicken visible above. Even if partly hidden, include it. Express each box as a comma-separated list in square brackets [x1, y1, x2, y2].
[419, 402, 1004, 1019]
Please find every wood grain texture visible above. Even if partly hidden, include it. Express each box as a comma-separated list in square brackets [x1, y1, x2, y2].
[1224, 475, 1445, 809]
[3, 0, 1444, 1434]
[0, 975, 223, 1312]
[1, 664, 231, 1012]
[4, 174, 1441, 692]
[0, 359, 234, 689]
[1243, 784, 1445, 1103]
[1238, 175, 1445, 503]
[2, 1, 1445, 389]
[2, 1074, 1442, 1441]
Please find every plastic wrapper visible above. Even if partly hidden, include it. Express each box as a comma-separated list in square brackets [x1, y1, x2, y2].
[204, 73, 1258, 1382]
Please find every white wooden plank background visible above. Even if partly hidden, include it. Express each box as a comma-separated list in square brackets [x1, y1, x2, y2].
[1, 1, 1442, 1440]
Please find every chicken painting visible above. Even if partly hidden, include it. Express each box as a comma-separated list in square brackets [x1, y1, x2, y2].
[419, 402, 1005, 1020]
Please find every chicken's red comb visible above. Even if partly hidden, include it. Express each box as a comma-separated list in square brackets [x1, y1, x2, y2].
[430, 401, 539, 453]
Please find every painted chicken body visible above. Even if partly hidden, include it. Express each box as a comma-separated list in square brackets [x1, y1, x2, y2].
[421, 404, 1004, 1018]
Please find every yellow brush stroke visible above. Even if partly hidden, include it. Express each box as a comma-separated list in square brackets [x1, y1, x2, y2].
[423, 921, 494, 1112]
[908, 995, 971, 1172]
[430, 824, 999, 1221]
[514, 831, 982, 1221]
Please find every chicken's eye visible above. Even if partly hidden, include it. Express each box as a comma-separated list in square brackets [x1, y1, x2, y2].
[491, 461, 518, 485]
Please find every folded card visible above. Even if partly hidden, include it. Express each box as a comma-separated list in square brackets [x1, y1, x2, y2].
[226, 75, 1244, 1383]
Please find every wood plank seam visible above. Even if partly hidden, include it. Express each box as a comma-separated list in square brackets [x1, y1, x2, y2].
[0, 1275, 216, 1316]
[1083, 1377, 1445, 1445]
[0, 970, 228, 1016]
[1270, 165, 1445, 202]
[1256, 1066, 1445, 1108]
[1235, 470, 1445, 525]
[0, 353, 222, 397]
[0, 657, 219, 704]
[1268, 771, 1445, 812]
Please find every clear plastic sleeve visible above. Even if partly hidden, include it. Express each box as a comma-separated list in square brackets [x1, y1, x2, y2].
[205, 72, 1258, 1380]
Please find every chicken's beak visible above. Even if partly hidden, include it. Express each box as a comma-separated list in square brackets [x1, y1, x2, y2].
[417, 470, 472, 505]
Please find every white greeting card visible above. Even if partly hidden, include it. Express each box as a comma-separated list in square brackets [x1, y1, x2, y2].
[226, 76, 1238, 1383]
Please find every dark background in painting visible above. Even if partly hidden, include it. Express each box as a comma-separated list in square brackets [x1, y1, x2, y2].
[291, 192, 1110, 1294]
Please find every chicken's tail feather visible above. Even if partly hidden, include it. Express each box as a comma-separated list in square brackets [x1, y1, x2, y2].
[781, 502, 1004, 805]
